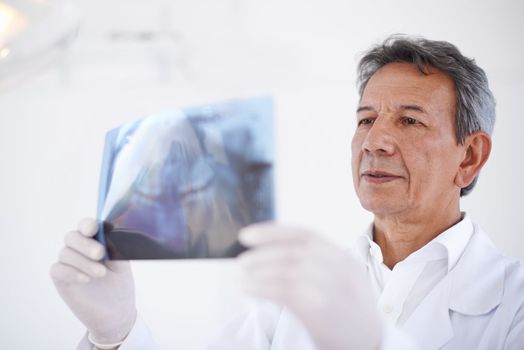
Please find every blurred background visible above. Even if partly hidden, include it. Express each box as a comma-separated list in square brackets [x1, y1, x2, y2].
[0, 0, 522, 348]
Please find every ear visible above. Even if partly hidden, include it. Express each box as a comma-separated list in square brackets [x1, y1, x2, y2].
[454, 131, 492, 189]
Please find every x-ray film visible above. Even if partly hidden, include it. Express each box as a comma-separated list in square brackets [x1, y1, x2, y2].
[96, 97, 274, 259]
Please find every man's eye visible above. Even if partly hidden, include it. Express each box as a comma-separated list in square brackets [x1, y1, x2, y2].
[358, 118, 374, 126]
[401, 117, 420, 125]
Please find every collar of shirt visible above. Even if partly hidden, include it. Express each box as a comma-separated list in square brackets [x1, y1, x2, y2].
[352, 212, 475, 325]
[353, 212, 474, 273]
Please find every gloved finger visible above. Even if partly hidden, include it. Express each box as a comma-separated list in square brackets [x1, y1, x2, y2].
[239, 241, 364, 293]
[239, 223, 313, 247]
[241, 266, 324, 309]
[238, 244, 315, 273]
[58, 247, 107, 278]
[77, 217, 99, 238]
[242, 226, 360, 265]
[49, 262, 91, 284]
[64, 230, 105, 261]
[238, 236, 334, 272]
[239, 224, 351, 270]
[106, 260, 132, 274]
[240, 256, 329, 302]
[241, 261, 296, 289]
[241, 250, 328, 287]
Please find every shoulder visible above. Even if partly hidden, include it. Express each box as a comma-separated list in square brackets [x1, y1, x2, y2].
[470, 222, 524, 302]
[471, 221, 524, 272]
[449, 221, 524, 314]
[501, 257, 524, 301]
[468, 221, 522, 265]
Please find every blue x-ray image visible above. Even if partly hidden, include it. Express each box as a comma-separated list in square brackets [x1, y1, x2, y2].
[96, 97, 274, 259]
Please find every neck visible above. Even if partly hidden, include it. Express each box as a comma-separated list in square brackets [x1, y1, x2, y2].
[373, 203, 462, 269]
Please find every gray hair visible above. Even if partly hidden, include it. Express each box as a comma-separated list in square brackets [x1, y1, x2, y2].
[357, 35, 496, 197]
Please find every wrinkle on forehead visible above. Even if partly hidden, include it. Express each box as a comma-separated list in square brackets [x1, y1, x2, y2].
[360, 63, 456, 118]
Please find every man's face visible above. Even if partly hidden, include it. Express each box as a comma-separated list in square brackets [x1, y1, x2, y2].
[351, 62, 466, 216]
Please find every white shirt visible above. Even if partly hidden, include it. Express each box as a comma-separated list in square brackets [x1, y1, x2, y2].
[77, 214, 524, 349]
[353, 213, 472, 327]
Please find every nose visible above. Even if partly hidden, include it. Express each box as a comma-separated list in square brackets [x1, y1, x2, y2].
[361, 118, 395, 156]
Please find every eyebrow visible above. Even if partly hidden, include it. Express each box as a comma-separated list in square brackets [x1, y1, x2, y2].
[356, 106, 374, 113]
[356, 104, 426, 113]
[399, 104, 426, 113]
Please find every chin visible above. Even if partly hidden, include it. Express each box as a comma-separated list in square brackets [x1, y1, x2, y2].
[358, 194, 406, 215]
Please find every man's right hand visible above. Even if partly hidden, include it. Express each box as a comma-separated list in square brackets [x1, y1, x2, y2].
[50, 218, 137, 346]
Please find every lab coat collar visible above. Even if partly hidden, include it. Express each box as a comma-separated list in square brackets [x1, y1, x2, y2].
[432, 213, 472, 272]
[402, 222, 505, 349]
[447, 222, 505, 315]
[352, 222, 376, 265]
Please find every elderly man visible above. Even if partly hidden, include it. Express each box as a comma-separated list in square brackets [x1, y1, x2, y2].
[51, 35, 524, 350]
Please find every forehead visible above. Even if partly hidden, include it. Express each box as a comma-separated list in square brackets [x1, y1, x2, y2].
[361, 63, 456, 111]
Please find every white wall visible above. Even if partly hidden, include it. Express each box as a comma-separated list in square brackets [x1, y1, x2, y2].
[0, 0, 523, 348]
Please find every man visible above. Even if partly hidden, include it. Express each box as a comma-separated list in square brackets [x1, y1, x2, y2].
[50, 35, 524, 349]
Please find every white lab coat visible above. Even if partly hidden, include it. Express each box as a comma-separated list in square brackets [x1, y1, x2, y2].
[78, 221, 524, 349]
[396, 222, 524, 349]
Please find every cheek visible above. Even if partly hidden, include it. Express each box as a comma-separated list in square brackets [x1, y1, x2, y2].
[350, 135, 362, 183]
[404, 142, 459, 192]
[351, 132, 364, 163]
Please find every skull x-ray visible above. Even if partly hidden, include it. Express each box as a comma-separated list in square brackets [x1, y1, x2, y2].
[96, 97, 274, 259]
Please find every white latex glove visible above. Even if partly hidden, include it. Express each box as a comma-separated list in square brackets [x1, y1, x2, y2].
[238, 223, 384, 350]
[50, 218, 137, 346]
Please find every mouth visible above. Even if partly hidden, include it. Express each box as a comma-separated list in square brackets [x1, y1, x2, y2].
[361, 170, 402, 184]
